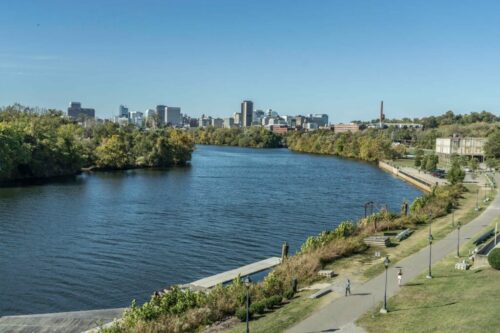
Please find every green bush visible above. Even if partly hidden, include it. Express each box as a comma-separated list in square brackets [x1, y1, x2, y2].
[264, 295, 282, 309]
[284, 289, 295, 300]
[250, 301, 266, 314]
[488, 248, 500, 270]
[235, 307, 253, 322]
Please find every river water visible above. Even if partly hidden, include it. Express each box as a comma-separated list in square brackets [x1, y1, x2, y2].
[0, 145, 421, 315]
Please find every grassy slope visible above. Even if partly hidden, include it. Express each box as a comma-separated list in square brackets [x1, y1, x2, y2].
[357, 216, 500, 333]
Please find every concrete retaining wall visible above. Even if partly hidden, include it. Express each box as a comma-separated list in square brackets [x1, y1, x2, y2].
[378, 161, 433, 192]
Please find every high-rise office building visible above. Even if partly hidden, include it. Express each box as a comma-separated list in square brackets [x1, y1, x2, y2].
[156, 105, 166, 124]
[67, 102, 95, 119]
[119, 105, 129, 118]
[166, 107, 182, 126]
[241, 100, 253, 127]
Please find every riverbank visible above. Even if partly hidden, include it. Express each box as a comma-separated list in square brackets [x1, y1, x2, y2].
[220, 176, 495, 333]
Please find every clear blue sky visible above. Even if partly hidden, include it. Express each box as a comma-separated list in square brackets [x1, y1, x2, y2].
[1, 0, 500, 122]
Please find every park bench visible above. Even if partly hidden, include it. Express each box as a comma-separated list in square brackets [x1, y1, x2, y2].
[363, 236, 390, 247]
[395, 228, 413, 241]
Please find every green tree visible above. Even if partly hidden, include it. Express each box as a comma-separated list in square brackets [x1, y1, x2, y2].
[484, 130, 500, 159]
[415, 149, 424, 167]
[447, 160, 465, 185]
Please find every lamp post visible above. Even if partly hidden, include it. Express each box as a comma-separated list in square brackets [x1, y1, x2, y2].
[427, 214, 433, 279]
[451, 209, 455, 228]
[244, 276, 251, 333]
[380, 256, 390, 314]
[475, 189, 479, 211]
[456, 221, 461, 257]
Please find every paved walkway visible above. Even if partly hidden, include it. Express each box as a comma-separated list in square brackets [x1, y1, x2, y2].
[286, 175, 500, 333]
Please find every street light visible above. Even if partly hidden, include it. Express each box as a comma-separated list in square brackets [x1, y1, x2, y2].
[427, 214, 433, 279]
[380, 256, 390, 314]
[451, 209, 455, 228]
[244, 276, 251, 333]
[456, 221, 462, 257]
[475, 189, 479, 211]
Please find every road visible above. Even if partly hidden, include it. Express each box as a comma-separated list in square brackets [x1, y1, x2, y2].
[286, 175, 500, 333]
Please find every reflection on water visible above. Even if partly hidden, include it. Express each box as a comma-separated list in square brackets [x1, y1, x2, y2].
[0, 145, 421, 315]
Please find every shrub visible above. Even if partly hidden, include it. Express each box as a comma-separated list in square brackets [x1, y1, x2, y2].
[488, 248, 500, 270]
[284, 289, 295, 300]
[235, 307, 253, 322]
[264, 295, 282, 309]
[250, 301, 266, 314]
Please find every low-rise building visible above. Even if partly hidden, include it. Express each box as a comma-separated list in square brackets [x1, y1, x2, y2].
[270, 124, 288, 135]
[435, 136, 486, 161]
[333, 123, 363, 133]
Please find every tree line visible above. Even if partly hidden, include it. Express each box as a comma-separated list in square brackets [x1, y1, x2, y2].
[285, 129, 402, 162]
[189, 126, 283, 148]
[0, 105, 194, 182]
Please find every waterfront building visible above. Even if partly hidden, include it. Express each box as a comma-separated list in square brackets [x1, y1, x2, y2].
[211, 118, 224, 128]
[241, 100, 253, 127]
[67, 102, 95, 119]
[435, 136, 486, 162]
[156, 105, 166, 125]
[166, 106, 182, 126]
[223, 117, 235, 128]
[334, 123, 363, 133]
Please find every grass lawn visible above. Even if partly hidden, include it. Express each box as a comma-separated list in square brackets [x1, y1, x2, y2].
[222, 290, 335, 333]
[357, 217, 500, 333]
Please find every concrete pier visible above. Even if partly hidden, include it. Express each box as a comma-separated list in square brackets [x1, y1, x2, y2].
[185, 256, 282, 289]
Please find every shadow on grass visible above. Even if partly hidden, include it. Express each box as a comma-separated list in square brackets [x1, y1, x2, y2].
[390, 301, 458, 312]
[351, 293, 371, 296]
[403, 282, 423, 286]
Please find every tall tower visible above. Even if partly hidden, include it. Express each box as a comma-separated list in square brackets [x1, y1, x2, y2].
[379, 101, 385, 128]
[241, 100, 253, 127]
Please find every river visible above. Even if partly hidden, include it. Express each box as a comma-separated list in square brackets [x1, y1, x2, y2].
[0, 145, 421, 315]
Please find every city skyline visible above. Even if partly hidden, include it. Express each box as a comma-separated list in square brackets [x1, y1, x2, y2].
[2, 1, 500, 122]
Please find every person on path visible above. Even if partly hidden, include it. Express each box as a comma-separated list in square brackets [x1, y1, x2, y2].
[397, 269, 403, 286]
[345, 279, 351, 296]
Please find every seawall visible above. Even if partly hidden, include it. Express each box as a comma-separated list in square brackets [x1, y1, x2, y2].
[378, 161, 433, 192]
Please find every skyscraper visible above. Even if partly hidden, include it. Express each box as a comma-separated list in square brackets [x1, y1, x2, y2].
[241, 100, 253, 128]
[119, 105, 129, 118]
[156, 105, 166, 125]
[166, 107, 182, 126]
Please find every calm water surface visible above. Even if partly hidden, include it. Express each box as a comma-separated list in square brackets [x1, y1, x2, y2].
[0, 145, 421, 315]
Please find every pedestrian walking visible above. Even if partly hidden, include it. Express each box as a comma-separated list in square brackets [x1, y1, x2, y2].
[397, 269, 403, 286]
[345, 279, 351, 296]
